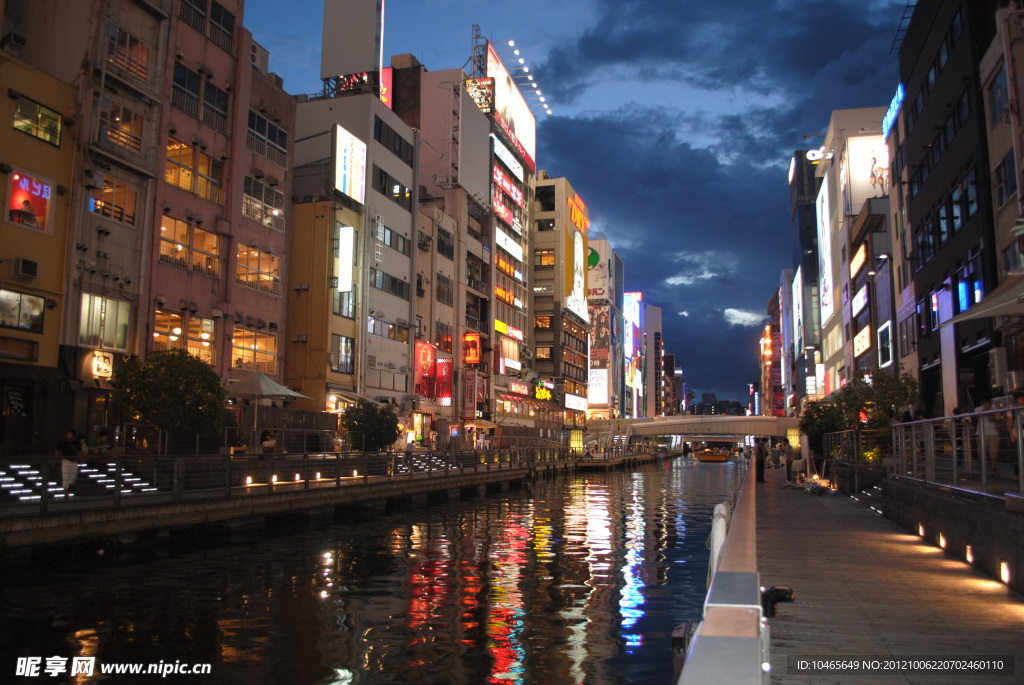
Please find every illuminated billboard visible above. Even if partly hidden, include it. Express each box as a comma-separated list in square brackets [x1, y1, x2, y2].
[493, 165, 524, 207]
[466, 78, 495, 114]
[844, 135, 888, 213]
[853, 325, 872, 357]
[336, 223, 355, 292]
[333, 124, 367, 204]
[463, 332, 481, 364]
[588, 368, 609, 405]
[587, 244, 609, 300]
[564, 228, 588, 323]
[485, 42, 536, 171]
[588, 302, 610, 369]
[816, 173, 834, 324]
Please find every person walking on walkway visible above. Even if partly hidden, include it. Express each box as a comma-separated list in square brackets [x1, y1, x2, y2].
[781, 438, 794, 481]
[55, 428, 84, 492]
[755, 437, 767, 482]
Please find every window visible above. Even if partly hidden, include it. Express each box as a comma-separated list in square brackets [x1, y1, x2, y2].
[165, 137, 224, 204]
[7, 170, 53, 233]
[956, 91, 971, 125]
[989, 63, 1009, 127]
[153, 309, 185, 352]
[534, 249, 556, 266]
[936, 199, 951, 248]
[208, 1, 235, 53]
[964, 167, 978, 217]
[203, 82, 229, 134]
[105, 23, 149, 81]
[242, 176, 285, 231]
[89, 176, 138, 226]
[437, 228, 454, 259]
[330, 334, 355, 374]
[80, 294, 129, 349]
[371, 165, 411, 211]
[994, 149, 1017, 208]
[436, 273, 453, 306]
[435, 321, 452, 353]
[236, 243, 281, 296]
[246, 111, 288, 167]
[535, 345, 551, 359]
[535, 316, 552, 328]
[99, 98, 143, 153]
[0, 288, 44, 333]
[937, 37, 949, 70]
[333, 289, 356, 318]
[373, 116, 414, 166]
[172, 63, 201, 117]
[231, 327, 278, 373]
[367, 316, 410, 343]
[179, 0, 206, 33]
[159, 216, 220, 276]
[950, 185, 963, 231]
[369, 267, 411, 300]
[12, 95, 62, 146]
[950, 8, 964, 44]
[186, 316, 216, 363]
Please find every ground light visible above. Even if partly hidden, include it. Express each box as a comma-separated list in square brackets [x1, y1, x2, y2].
[918, 523, 925, 537]
[245, 476, 252, 485]
[938, 533, 946, 549]
[966, 544, 974, 563]
[1000, 561, 1011, 584]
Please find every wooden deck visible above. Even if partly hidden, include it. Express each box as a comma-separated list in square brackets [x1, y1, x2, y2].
[757, 467, 1024, 683]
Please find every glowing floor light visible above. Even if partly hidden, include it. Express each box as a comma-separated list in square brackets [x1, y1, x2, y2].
[965, 545, 974, 564]
[1000, 562, 1011, 585]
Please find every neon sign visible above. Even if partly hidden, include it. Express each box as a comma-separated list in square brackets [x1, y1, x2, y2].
[494, 319, 524, 341]
[493, 165, 524, 207]
[535, 386, 552, 401]
[567, 194, 589, 233]
[882, 83, 905, 139]
[496, 256, 524, 281]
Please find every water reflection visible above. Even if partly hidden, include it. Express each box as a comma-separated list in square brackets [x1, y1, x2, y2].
[1, 459, 742, 684]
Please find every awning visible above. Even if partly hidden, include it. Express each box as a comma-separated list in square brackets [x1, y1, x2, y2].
[941, 271, 1024, 327]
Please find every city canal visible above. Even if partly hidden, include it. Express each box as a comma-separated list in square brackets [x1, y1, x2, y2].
[2, 458, 745, 684]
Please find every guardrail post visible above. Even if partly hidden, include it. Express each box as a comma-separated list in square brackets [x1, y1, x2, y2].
[39, 458, 49, 514]
[172, 457, 184, 502]
[113, 460, 123, 506]
[303, 454, 310, 490]
[224, 456, 232, 497]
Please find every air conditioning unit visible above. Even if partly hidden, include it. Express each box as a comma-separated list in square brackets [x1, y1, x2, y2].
[367, 355, 377, 368]
[399, 365, 410, 373]
[386, 362, 396, 369]
[268, 321, 279, 331]
[14, 257, 38, 280]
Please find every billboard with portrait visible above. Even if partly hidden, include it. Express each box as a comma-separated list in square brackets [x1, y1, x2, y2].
[485, 42, 536, 171]
[589, 302, 610, 369]
[844, 135, 888, 215]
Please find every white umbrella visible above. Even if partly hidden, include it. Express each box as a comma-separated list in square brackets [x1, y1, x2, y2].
[229, 372, 311, 429]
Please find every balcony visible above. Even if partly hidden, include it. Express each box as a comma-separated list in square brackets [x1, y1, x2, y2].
[242, 195, 285, 232]
[106, 43, 150, 91]
[208, 23, 234, 55]
[235, 273, 282, 297]
[96, 121, 147, 168]
[245, 132, 288, 168]
[202, 107, 228, 135]
[171, 87, 199, 118]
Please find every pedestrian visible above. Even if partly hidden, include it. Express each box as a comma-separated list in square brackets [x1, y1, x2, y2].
[781, 438, 794, 481]
[755, 437, 767, 482]
[89, 430, 115, 458]
[976, 401, 1000, 474]
[55, 428, 84, 492]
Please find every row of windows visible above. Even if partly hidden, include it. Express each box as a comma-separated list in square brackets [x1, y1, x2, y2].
[373, 116, 414, 166]
[89, 175, 138, 227]
[367, 316, 411, 343]
[237, 244, 282, 296]
[534, 249, 556, 267]
[105, 22, 150, 83]
[165, 137, 225, 204]
[904, 91, 970, 199]
[180, 0, 235, 54]
[160, 216, 220, 277]
[993, 149, 1018, 208]
[172, 62, 229, 134]
[436, 274, 453, 306]
[435, 320, 453, 353]
[905, 8, 964, 134]
[369, 267, 411, 300]
[0, 287, 45, 334]
[912, 167, 978, 267]
[374, 220, 410, 255]
[99, 97, 144, 155]
[371, 165, 412, 211]
[154, 309, 217, 364]
[242, 176, 285, 232]
[333, 289, 356, 319]
[247, 110, 288, 168]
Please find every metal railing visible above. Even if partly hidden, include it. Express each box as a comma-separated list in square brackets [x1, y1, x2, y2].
[0, 447, 575, 514]
[892, 407, 1024, 497]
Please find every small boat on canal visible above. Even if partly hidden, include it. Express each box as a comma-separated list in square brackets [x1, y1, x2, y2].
[695, 448, 730, 462]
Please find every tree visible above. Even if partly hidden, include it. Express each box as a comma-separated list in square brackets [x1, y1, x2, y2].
[113, 349, 228, 435]
[799, 400, 844, 459]
[339, 399, 402, 453]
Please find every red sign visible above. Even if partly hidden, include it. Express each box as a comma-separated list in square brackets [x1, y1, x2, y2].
[379, 67, 393, 110]
[491, 109, 536, 173]
[415, 340, 436, 397]
[493, 200, 518, 232]
[493, 165, 524, 207]
[436, 358, 452, 407]
[508, 380, 530, 395]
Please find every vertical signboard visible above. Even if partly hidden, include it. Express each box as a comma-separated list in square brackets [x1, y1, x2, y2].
[816, 172, 834, 324]
[333, 125, 367, 204]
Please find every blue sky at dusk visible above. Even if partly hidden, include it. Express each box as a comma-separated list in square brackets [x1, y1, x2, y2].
[243, 0, 906, 402]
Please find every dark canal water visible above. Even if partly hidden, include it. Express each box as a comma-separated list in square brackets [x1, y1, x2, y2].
[1, 459, 744, 685]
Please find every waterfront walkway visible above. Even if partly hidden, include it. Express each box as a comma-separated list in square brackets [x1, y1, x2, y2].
[757, 467, 1024, 684]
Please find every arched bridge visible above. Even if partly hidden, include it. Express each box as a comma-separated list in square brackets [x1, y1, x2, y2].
[589, 415, 800, 441]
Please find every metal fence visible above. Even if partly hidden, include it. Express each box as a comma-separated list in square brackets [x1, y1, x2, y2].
[0, 447, 575, 514]
[892, 407, 1024, 497]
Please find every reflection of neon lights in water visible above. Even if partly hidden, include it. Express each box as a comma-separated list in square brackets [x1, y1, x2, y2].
[619, 476, 647, 649]
[487, 504, 530, 682]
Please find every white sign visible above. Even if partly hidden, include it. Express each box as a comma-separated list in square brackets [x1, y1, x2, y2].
[495, 226, 523, 262]
[564, 393, 588, 411]
[491, 134, 524, 182]
[851, 284, 869, 317]
[588, 368, 608, 404]
[337, 224, 355, 292]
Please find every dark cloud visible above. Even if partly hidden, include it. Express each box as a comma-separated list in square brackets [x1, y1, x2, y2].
[536, 0, 905, 401]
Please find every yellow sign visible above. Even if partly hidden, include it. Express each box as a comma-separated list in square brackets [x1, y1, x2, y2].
[853, 325, 872, 357]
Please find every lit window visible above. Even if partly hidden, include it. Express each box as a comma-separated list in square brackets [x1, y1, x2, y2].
[12, 96, 62, 146]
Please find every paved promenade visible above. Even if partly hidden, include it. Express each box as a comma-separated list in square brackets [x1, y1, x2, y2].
[757, 467, 1024, 684]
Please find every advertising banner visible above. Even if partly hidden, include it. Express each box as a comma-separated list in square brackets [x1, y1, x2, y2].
[485, 42, 537, 171]
[333, 124, 367, 204]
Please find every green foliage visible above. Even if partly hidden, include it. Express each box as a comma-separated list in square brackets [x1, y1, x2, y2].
[339, 399, 402, 453]
[799, 369, 919, 457]
[113, 349, 228, 435]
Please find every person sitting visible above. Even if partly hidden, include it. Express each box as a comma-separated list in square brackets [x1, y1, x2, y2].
[260, 426, 282, 454]
[89, 430, 115, 458]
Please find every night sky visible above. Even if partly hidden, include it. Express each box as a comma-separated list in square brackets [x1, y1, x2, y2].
[244, 0, 905, 402]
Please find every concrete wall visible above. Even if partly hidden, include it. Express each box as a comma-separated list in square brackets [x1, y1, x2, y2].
[882, 478, 1024, 595]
